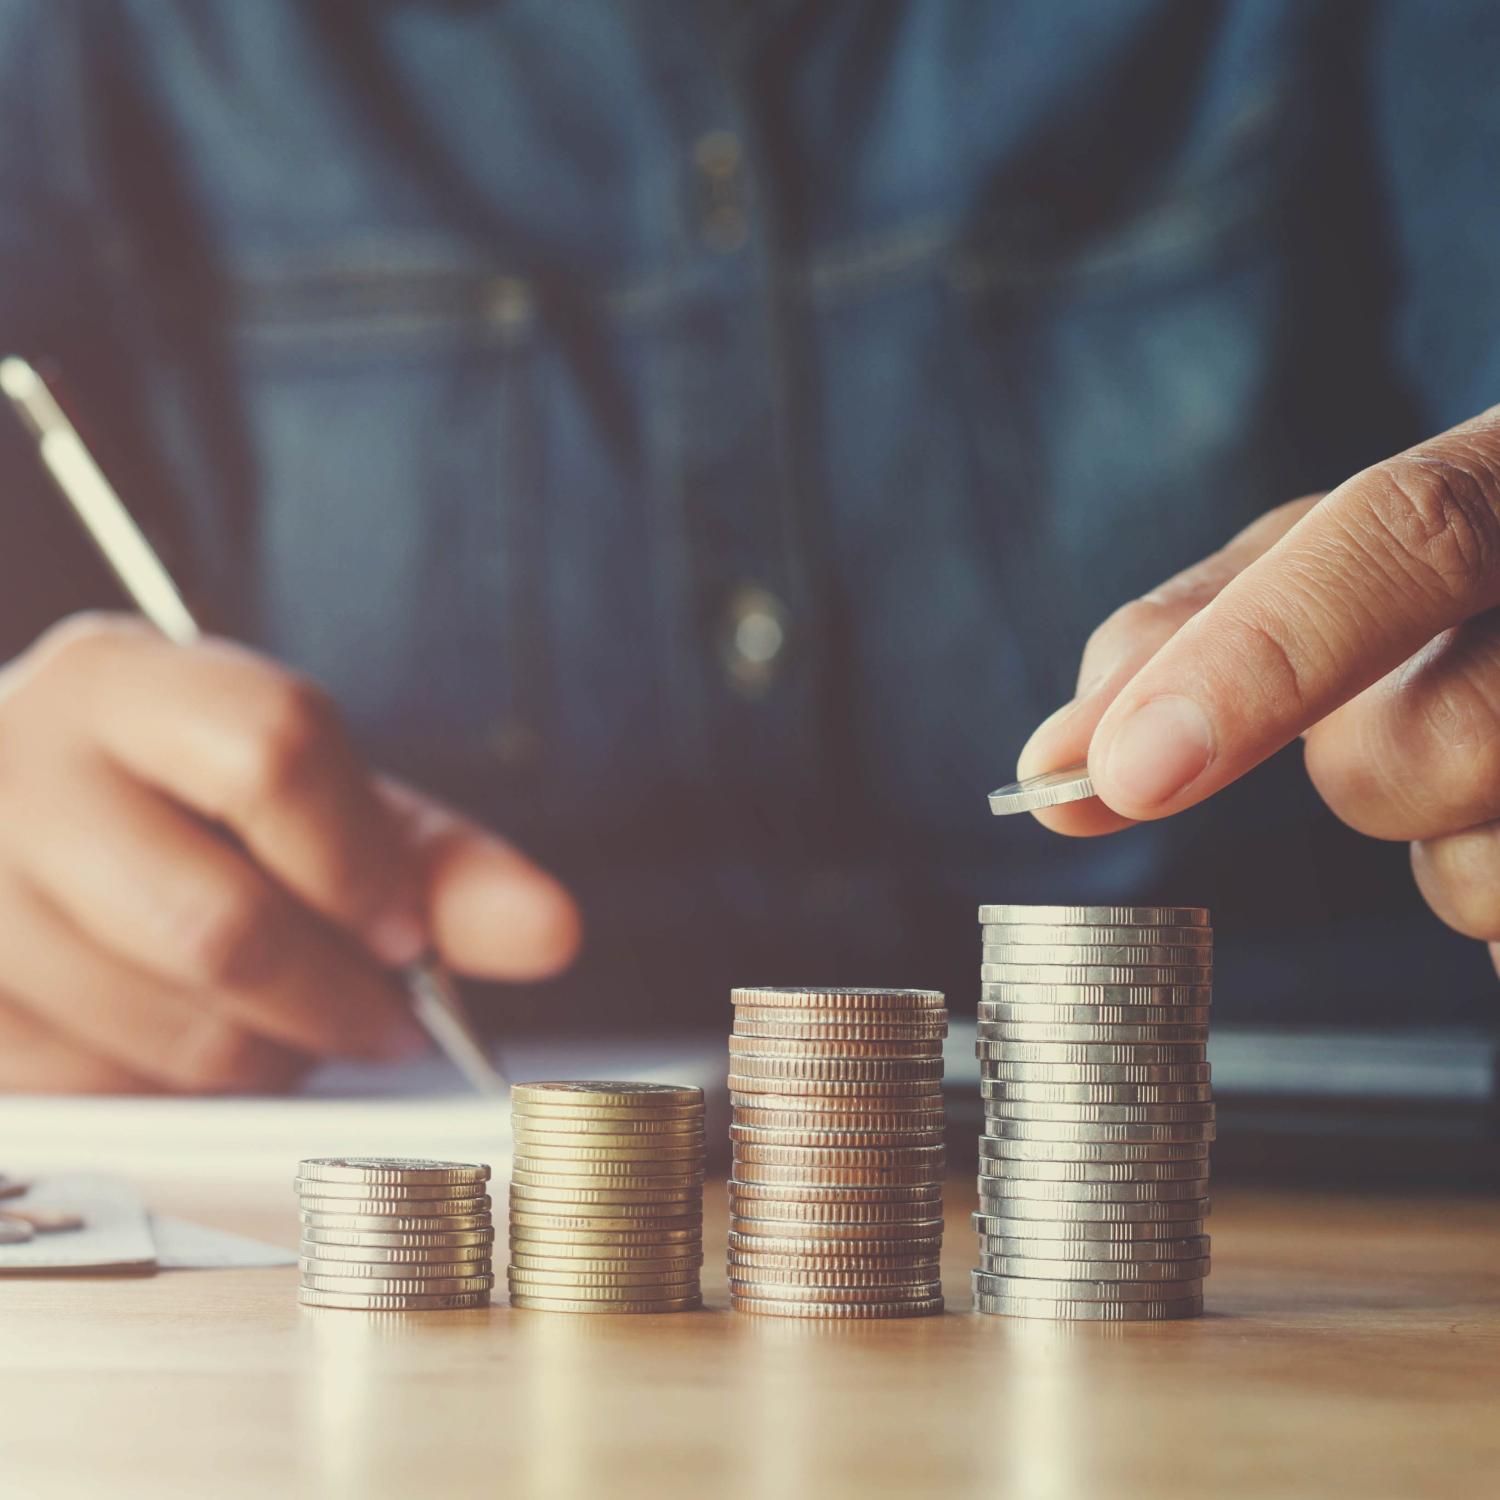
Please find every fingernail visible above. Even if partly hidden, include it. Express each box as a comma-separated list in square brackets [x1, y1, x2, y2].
[1099, 695, 1214, 809]
[367, 907, 428, 967]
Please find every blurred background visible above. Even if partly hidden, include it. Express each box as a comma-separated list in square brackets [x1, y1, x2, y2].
[1, 1, 1495, 1180]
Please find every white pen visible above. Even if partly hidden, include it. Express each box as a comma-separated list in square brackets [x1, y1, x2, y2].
[0, 355, 506, 1096]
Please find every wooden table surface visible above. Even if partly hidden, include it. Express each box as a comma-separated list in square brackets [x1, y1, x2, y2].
[0, 1177, 1496, 1500]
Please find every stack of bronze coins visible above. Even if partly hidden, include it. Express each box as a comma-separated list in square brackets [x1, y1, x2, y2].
[506, 1082, 705, 1313]
[296, 1158, 494, 1311]
[972, 903, 1213, 1321]
[727, 986, 949, 1318]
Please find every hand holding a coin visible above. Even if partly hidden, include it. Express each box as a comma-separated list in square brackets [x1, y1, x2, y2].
[0, 614, 580, 1093]
[1019, 405, 1500, 968]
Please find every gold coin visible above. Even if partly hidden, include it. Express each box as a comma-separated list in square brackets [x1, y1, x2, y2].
[300, 1258, 489, 1280]
[508, 1253, 702, 1276]
[510, 1115, 706, 1136]
[513, 1164, 705, 1188]
[295, 1194, 490, 1216]
[506, 1275, 698, 1300]
[730, 1295, 943, 1319]
[509, 1227, 702, 1250]
[302, 1272, 495, 1296]
[296, 1158, 490, 1187]
[300, 1241, 492, 1263]
[299, 1288, 491, 1311]
[512, 1153, 704, 1175]
[728, 1265, 942, 1288]
[299, 1211, 493, 1232]
[728, 1222, 943, 1247]
[512, 1136, 705, 1158]
[508, 1209, 702, 1232]
[509, 1186, 702, 1209]
[508, 1293, 702, 1314]
[504, 1194, 702, 1218]
[300, 1226, 495, 1249]
[506, 1264, 701, 1287]
[726, 1278, 942, 1303]
[293, 1178, 491, 1202]
[729, 1178, 940, 1201]
[511, 1082, 704, 1110]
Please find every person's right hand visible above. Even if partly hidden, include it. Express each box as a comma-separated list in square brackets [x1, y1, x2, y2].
[0, 614, 580, 1094]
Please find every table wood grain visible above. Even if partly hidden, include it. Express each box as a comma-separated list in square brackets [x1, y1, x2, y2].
[0, 1178, 1495, 1499]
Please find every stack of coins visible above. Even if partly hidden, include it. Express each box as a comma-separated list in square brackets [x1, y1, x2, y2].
[728, 986, 949, 1319]
[296, 1158, 494, 1311]
[972, 904, 1213, 1322]
[507, 1082, 705, 1313]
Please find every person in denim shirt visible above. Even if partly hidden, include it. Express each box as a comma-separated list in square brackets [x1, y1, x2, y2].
[0, 1, 1497, 1092]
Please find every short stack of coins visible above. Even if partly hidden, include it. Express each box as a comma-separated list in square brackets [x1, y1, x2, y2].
[507, 1082, 705, 1313]
[296, 1157, 494, 1311]
[728, 986, 949, 1319]
[973, 904, 1213, 1321]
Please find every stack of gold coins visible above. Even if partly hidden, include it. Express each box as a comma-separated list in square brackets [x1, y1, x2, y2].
[296, 1158, 494, 1311]
[972, 903, 1213, 1321]
[507, 1082, 705, 1313]
[727, 986, 949, 1318]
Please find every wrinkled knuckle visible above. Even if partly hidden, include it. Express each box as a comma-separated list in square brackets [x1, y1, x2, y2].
[165, 886, 279, 989]
[1084, 598, 1159, 664]
[240, 677, 337, 803]
[1369, 453, 1500, 603]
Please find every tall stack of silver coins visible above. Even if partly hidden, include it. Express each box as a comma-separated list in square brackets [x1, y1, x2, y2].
[728, 986, 949, 1319]
[507, 1082, 706, 1313]
[296, 1158, 495, 1311]
[972, 905, 1213, 1321]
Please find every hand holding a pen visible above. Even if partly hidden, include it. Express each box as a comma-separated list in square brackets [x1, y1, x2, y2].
[0, 614, 580, 1093]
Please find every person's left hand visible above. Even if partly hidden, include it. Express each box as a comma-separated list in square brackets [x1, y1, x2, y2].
[1017, 404, 1500, 973]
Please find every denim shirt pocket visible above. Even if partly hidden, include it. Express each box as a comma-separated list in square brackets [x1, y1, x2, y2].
[222, 238, 545, 773]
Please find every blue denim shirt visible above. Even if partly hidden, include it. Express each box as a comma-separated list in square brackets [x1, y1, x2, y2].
[1, 0, 1496, 1027]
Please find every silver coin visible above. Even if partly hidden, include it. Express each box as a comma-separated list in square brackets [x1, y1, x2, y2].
[729, 1075, 944, 1098]
[979, 1254, 1210, 1282]
[981, 964, 1214, 986]
[983, 1116, 1216, 1144]
[980, 943, 1212, 967]
[977, 1196, 1209, 1223]
[300, 1257, 490, 1280]
[981, 983, 1212, 1008]
[981, 1082, 1214, 1105]
[973, 1291, 1203, 1321]
[301, 1272, 495, 1296]
[972, 1211, 1208, 1240]
[976, 1040, 1207, 1065]
[296, 1158, 490, 1187]
[986, 765, 1096, 814]
[729, 1216, 945, 1241]
[511, 1081, 705, 1109]
[978, 1234, 1210, 1261]
[727, 1230, 944, 1257]
[979, 1136, 1209, 1163]
[981, 1062, 1211, 1085]
[977, 1156, 1207, 1183]
[978, 1174, 1208, 1202]
[983, 1098, 1215, 1122]
[979, 1021, 1208, 1045]
[299, 1240, 493, 1262]
[978, 924, 1212, 946]
[972, 1270, 1203, 1302]
[298, 1288, 491, 1312]
[978, 904, 1210, 926]
[298, 1203, 492, 1224]
[0, 1219, 34, 1244]
[980, 1002, 1212, 1027]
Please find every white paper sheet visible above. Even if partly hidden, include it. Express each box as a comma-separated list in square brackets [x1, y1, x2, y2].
[150, 1214, 294, 1269]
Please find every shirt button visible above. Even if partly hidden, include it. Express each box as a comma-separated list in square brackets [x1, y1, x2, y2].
[694, 131, 749, 252]
[722, 584, 789, 697]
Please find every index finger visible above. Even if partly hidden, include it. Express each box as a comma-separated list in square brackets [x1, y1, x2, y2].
[1087, 409, 1500, 819]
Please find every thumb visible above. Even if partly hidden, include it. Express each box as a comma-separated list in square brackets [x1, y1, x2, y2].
[376, 778, 582, 981]
[1089, 408, 1500, 820]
